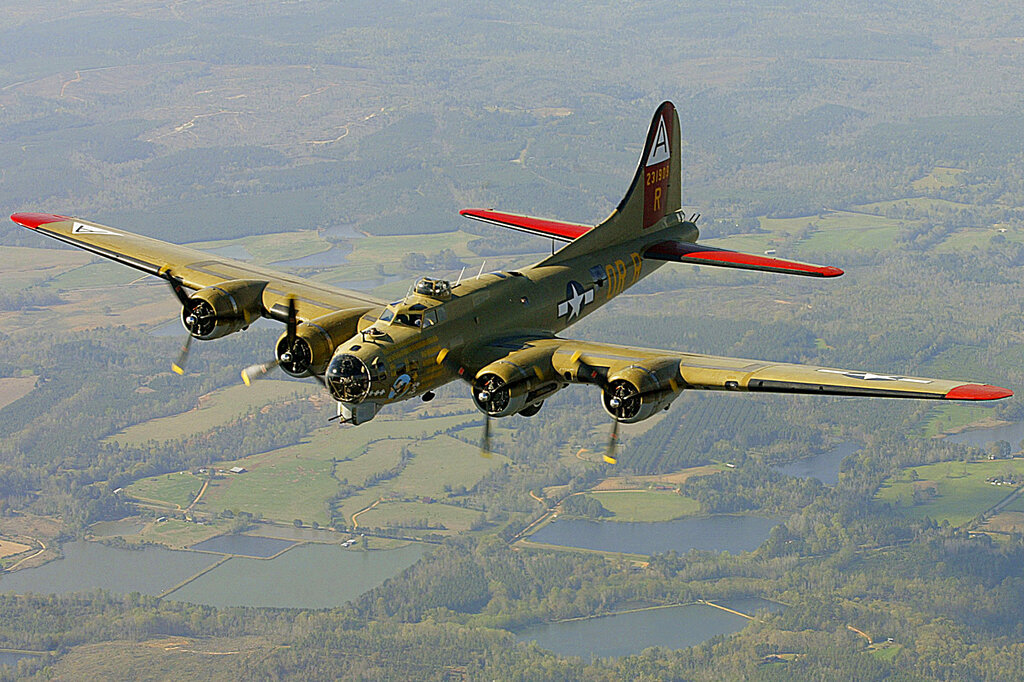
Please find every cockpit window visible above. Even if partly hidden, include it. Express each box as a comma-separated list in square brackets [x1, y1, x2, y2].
[393, 313, 422, 327]
[379, 307, 395, 323]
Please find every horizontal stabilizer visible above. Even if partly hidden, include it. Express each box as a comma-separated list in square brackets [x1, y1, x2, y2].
[460, 209, 590, 242]
[645, 240, 843, 278]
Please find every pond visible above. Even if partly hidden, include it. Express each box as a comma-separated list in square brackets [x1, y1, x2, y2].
[529, 515, 776, 555]
[167, 542, 425, 608]
[945, 421, 1024, 450]
[0, 651, 40, 668]
[516, 597, 783, 659]
[272, 244, 353, 268]
[0, 540, 426, 609]
[0, 541, 216, 596]
[773, 441, 862, 486]
[190, 534, 295, 558]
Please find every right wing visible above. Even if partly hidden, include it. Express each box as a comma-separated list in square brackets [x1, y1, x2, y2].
[538, 338, 1012, 401]
[10, 212, 385, 321]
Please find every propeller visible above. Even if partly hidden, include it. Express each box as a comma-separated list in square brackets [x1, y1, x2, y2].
[165, 275, 198, 375]
[241, 296, 298, 386]
[480, 412, 492, 458]
[571, 356, 640, 465]
[475, 378, 500, 457]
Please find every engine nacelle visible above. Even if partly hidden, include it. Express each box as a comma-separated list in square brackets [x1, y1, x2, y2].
[276, 308, 371, 377]
[183, 279, 267, 340]
[472, 346, 562, 417]
[601, 361, 681, 424]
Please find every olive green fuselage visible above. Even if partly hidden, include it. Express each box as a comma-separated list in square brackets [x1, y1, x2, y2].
[336, 223, 695, 411]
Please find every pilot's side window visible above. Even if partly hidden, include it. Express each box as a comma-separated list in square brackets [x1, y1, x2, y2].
[379, 308, 395, 323]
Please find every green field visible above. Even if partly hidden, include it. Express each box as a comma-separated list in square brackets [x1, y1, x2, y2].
[109, 380, 307, 446]
[126, 472, 204, 510]
[125, 412, 484, 528]
[911, 166, 966, 191]
[875, 458, 1024, 526]
[585, 490, 701, 522]
[356, 501, 484, 533]
[919, 403, 1003, 439]
[135, 519, 220, 549]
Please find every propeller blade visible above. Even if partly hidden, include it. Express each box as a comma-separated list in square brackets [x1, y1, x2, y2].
[242, 360, 278, 386]
[166, 276, 191, 308]
[172, 334, 193, 375]
[285, 296, 298, 344]
[604, 418, 619, 464]
[480, 414, 492, 458]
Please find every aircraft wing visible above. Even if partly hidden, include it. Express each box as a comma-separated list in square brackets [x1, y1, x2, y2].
[10, 212, 385, 320]
[536, 338, 1012, 401]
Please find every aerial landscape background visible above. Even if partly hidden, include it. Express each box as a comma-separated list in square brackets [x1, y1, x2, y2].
[2, 0, 1024, 679]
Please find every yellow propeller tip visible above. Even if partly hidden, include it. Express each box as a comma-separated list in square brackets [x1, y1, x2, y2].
[603, 455, 617, 465]
[241, 372, 251, 387]
[171, 364, 184, 376]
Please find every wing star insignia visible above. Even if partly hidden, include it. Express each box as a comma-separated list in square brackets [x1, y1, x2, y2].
[817, 369, 932, 384]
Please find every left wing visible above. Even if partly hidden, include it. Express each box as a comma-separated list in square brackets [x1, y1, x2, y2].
[10, 212, 385, 321]
[528, 338, 1012, 402]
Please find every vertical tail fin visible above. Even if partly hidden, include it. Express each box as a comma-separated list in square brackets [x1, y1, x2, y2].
[544, 101, 682, 263]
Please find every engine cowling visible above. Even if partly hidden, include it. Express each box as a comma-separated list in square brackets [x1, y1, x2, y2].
[182, 279, 267, 340]
[601, 362, 681, 423]
[276, 308, 371, 377]
[472, 347, 563, 417]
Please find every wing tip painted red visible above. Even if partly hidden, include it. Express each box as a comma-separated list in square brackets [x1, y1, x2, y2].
[11, 212, 71, 229]
[945, 384, 1014, 401]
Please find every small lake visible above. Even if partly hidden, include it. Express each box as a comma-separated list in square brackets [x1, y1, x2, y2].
[0, 541, 216, 595]
[529, 516, 776, 555]
[167, 542, 425, 609]
[272, 244, 353, 268]
[190, 534, 295, 558]
[0, 651, 40, 668]
[0, 540, 425, 609]
[773, 441, 861, 486]
[516, 597, 782, 659]
[945, 421, 1024, 450]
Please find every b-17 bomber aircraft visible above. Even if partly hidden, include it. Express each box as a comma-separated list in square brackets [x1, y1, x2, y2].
[10, 101, 1012, 461]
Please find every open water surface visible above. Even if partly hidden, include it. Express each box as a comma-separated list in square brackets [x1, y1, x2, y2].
[0, 539, 425, 608]
[0, 541, 216, 595]
[190, 534, 295, 558]
[0, 652, 39, 667]
[945, 421, 1024, 449]
[773, 441, 861, 486]
[529, 515, 776, 555]
[167, 542, 425, 608]
[516, 597, 782, 659]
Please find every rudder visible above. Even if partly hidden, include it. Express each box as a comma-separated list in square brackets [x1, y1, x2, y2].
[544, 101, 682, 263]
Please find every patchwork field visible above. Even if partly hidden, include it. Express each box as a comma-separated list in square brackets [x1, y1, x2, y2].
[124, 412, 486, 530]
[109, 380, 307, 446]
[875, 458, 1024, 526]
